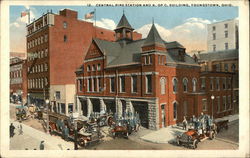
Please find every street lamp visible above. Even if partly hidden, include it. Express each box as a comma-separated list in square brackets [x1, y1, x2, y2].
[211, 95, 215, 119]
[45, 99, 50, 134]
[27, 93, 30, 106]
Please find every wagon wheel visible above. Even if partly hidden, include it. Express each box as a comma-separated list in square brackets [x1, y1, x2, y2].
[107, 117, 113, 127]
[209, 131, 215, 140]
[225, 125, 228, 130]
[193, 139, 198, 149]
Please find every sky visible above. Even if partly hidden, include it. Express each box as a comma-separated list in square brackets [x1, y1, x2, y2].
[9, 5, 238, 54]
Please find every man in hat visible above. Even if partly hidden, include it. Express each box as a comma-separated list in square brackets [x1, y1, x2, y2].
[10, 123, 15, 137]
[39, 141, 45, 150]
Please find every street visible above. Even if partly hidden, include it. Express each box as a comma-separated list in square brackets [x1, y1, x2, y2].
[10, 103, 238, 150]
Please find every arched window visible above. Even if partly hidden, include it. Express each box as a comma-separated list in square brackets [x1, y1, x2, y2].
[173, 101, 178, 120]
[183, 78, 188, 92]
[172, 77, 178, 93]
[160, 77, 166, 94]
[192, 78, 197, 92]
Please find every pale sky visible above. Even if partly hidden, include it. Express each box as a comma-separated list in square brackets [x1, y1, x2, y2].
[10, 5, 238, 54]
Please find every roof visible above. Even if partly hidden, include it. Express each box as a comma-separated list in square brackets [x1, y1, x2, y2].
[115, 14, 133, 30]
[93, 38, 199, 67]
[196, 49, 238, 61]
[143, 23, 165, 47]
[165, 41, 185, 49]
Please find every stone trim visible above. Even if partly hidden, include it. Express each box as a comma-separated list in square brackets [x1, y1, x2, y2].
[84, 56, 104, 62]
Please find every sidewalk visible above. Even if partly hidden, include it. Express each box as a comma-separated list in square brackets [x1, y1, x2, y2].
[10, 120, 74, 150]
[139, 114, 239, 144]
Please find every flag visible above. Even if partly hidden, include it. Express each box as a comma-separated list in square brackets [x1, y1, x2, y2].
[21, 11, 29, 17]
[85, 11, 95, 19]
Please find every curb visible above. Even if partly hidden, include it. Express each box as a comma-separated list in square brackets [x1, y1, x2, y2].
[215, 137, 239, 146]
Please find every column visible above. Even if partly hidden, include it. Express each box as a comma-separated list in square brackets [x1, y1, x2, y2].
[87, 97, 93, 117]
[125, 100, 134, 119]
[148, 99, 160, 130]
[100, 98, 106, 114]
[117, 99, 123, 118]
[65, 102, 69, 116]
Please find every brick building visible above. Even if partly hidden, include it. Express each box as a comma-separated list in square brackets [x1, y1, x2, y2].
[74, 13, 235, 130]
[194, 49, 238, 114]
[26, 8, 142, 116]
[10, 57, 27, 104]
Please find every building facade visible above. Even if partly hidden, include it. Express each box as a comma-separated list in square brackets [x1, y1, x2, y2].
[26, 9, 142, 116]
[10, 57, 27, 104]
[74, 14, 235, 130]
[194, 49, 239, 114]
[207, 19, 239, 52]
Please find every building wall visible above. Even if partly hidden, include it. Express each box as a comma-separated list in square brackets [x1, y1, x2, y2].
[207, 19, 238, 52]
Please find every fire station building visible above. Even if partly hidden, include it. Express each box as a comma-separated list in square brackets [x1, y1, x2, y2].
[75, 13, 236, 130]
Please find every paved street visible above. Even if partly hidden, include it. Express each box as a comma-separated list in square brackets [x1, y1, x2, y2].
[9, 103, 239, 150]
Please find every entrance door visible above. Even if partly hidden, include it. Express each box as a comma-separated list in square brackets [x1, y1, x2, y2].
[161, 104, 166, 127]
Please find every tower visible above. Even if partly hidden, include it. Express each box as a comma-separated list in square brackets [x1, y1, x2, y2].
[114, 13, 134, 42]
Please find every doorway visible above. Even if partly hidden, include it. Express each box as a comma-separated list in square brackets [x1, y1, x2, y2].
[161, 104, 166, 127]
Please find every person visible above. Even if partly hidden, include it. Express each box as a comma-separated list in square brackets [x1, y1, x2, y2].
[10, 123, 15, 137]
[18, 122, 23, 135]
[39, 141, 44, 150]
[182, 116, 188, 130]
[64, 125, 69, 141]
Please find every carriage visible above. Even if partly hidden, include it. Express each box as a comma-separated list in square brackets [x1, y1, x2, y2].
[48, 112, 104, 147]
[15, 106, 27, 121]
[214, 119, 229, 133]
[176, 114, 217, 149]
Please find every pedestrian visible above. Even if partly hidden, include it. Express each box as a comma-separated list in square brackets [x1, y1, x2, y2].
[182, 116, 188, 130]
[18, 122, 23, 135]
[39, 141, 45, 150]
[64, 125, 69, 141]
[10, 123, 15, 137]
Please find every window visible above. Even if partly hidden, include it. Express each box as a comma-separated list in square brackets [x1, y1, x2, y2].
[38, 51, 41, 58]
[44, 63, 48, 71]
[38, 65, 40, 72]
[213, 33, 216, 40]
[145, 75, 152, 93]
[41, 64, 43, 72]
[97, 78, 101, 92]
[45, 77, 48, 86]
[145, 55, 152, 65]
[35, 39, 37, 46]
[41, 36, 44, 43]
[224, 63, 228, 72]
[212, 26, 216, 31]
[217, 97, 220, 113]
[41, 51, 44, 58]
[38, 78, 40, 88]
[225, 43, 228, 50]
[223, 78, 226, 90]
[97, 64, 101, 71]
[63, 22, 67, 28]
[87, 78, 91, 92]
[41, 78, 44, 88]
[87, 65, 91, 72]
[202, 99, 207, 111]
[78, 79, 83, 92]
[224, 23, 228, 28]
[201, 78, 206, 90]
[231, 64, 236, 72]
[183, 78, 188, 92]
[223, 96, 226, 111]
[44, 49, 47, 57]
[225, 31, 228, 38]
[228, 78, 231, 89]
[92, 65, 96, 71]
[210, 78, 214, 90]
[44, 34, 48, 42]
[192, 78, 197, 92]
[183, 101, 187, 116]
[38, 37, 40, 45]
[119, 76, 125, 92]
[173, 78, 178, 93]
[93, 78, 97, 92]
[131, 76, 137, 93]
[216, 64, 221, 72]
[213, 44, 216, 52]
[216, 78, 220, 90]
[110, 77, 115, 93]
[160, 77, 166, 94]
[158, 55, 164, 65]
[64, 35, 67, 42]
[173, 102, 177, 120]
[228, 95, 231, 109]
